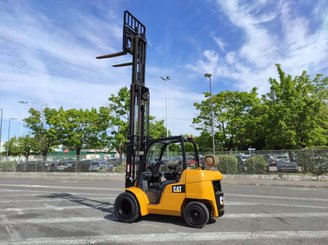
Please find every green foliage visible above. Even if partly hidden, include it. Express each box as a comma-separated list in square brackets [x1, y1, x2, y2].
[297, 149, 328, 175]
[193, 88, 263, 150]
[245, 156, 267, 174]
[149, 118, 167, 138]
[16, 135, 39, 161]
[195, 132, 212, 152]
[107, 87, 168, 158]
[53, 107, 110, 152]
[48, 106, 111, 170]
[217, 155, 238, 174]
[262, 65, 328, 149]
[107, 87, 131, 157]
[193, 65, 328, 150]
[0, 161, 17, 172]
[114, 163, 126, 173]
[2, 137, 20, 156]
[24, 108, 59, 163]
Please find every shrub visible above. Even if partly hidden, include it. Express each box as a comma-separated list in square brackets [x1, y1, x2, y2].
[0, 161, 17, 172]
[245, 156, 267, 174]
[217, 155, 238, 174]
[298, 149, 328, 175]
[114, 163, 126, 173]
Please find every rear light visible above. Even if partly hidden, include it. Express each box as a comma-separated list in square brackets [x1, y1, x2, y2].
[212, 180, 224, 217]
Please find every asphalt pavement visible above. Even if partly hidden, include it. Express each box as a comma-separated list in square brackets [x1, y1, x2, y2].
[0, 174, 327, 244]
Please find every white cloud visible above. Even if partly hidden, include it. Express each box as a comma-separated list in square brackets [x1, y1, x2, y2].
[225, 52, 236, 64]
[212, 36, 225, 51]
[0, 1, 202, 137]
[187, 0, 328, 94]
[0, 1, 128, 128]
[146, 66, 204, 136]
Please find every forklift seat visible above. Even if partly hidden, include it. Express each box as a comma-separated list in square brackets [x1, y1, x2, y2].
[161, 179, 177, 190]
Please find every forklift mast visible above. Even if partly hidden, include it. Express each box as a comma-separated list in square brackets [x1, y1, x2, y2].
[97, 11, 149, 187]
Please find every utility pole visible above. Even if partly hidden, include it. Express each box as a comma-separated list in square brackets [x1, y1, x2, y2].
[204, 73, 216, 156]
[6, 118, 16, 160]
[161, 76, 171, 160]
[18, 101, 28, 137]
[160, 76, 171, 138]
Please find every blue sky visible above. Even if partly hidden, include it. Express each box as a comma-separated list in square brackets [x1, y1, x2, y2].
[0, 0, 328, 143]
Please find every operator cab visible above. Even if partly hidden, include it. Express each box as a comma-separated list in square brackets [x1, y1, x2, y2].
[137, 136, 199, 204]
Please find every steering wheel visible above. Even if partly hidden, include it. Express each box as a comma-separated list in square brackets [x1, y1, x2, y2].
[148, 159, 163, 178]
[165, 162, 181, 180]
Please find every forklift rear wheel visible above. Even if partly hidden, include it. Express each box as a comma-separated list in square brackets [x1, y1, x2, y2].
[114, 192, 140, 223]
[183, 201, 209, 228]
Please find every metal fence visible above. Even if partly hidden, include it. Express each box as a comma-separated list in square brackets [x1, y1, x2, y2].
[0, 149, 327, 175]
[0, 155, 123, 173]
[203, 149, 328, 176]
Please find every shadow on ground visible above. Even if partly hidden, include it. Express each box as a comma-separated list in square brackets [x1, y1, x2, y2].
[41, 193, 116, 220]
[41, 193, 216, 227]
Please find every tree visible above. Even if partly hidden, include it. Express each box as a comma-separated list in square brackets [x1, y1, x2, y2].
[149, 117, 167, 139]
[17, 135, 38, 162]
[108, 87, 168, 162]
[195, 132, 212, 153]
[3, 137, 19, 158]
[193, 88, 263, 151]
[24, 108, 59, 166]
[51, 107, 111, 169]
[262, 65, 328, 149]
[108, 87, 130, 163]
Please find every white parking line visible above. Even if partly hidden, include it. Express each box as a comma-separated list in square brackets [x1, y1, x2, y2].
[1, 212, 327, 225]
[0, 192, 111, 198]
[0, 215, 21, 240]
[224, 212, 328, 218]
[0, 197, 115, 203]
[0, 184, 122, 191]
[227, 193, 328, 202]
[1, 201, 326, 214]
[0, 216, 105, 225]
[0, 188, 118, 196]
[1, 230, 328, 244]
[0, 203, 115, 213]
[228, 201, 328, 209]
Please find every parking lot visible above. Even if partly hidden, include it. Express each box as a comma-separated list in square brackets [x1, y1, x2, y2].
[0, 174, 327, 244]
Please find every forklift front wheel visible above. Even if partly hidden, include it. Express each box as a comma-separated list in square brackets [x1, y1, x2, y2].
[183, 201, 209, 228]
[114, 192, 140, 223]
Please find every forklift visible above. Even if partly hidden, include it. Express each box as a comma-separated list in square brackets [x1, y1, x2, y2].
[97, 11, 224, 228]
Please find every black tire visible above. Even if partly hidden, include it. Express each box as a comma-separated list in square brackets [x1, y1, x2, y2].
[114, 192, 140, 223]
[183, 201, 209, 228]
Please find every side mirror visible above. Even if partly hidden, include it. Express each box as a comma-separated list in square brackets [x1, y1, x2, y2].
[204, 155, 218, 167]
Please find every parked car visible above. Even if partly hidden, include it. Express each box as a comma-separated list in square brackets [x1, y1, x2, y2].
[276, 161, 299, 172]
[89, 160, 113, 172]
[275, 154, 290, 164]
[105, 158, 120, 166]
[50, 159, 75, 171]
[237, 154, 251, 171]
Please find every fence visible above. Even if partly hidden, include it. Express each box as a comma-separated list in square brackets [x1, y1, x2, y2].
[0, 155, 123, 173]
[0, 149, 327, 175]
[206, 149, 328, 176]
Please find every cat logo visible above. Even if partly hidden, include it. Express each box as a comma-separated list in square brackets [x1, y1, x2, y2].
[172, 185, 185, 193]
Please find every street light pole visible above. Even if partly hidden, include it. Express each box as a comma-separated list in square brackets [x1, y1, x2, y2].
[6, 118, 16, 160]
[0, 108, 3, 161]
[18, 101, 28, 137]
[161, 76, 171, 159]
[160, 76, 171, 138]
[204, 73, 216, 156]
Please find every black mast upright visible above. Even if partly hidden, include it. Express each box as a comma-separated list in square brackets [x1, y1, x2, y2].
[97, 11, 149, 187]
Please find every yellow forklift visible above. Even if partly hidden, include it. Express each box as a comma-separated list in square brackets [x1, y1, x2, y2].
[97, 11, 224, 228]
